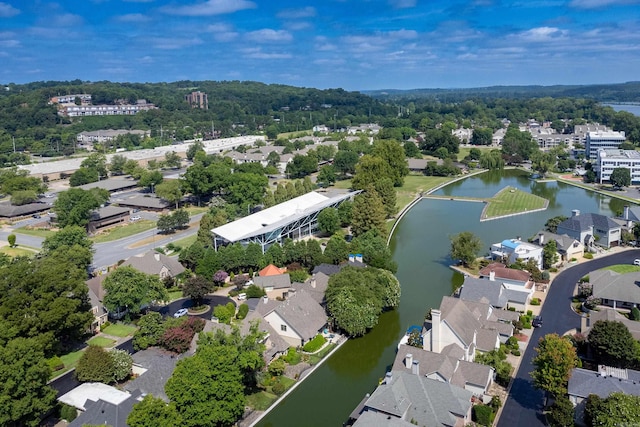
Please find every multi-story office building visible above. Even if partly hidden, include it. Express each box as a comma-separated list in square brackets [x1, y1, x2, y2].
[586, 130, 626, 159]
[185, 91, 208, 109]
[595, 149, 640, 184]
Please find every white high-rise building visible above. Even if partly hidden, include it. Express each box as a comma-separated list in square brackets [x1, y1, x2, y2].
[586, 130, 626, 159]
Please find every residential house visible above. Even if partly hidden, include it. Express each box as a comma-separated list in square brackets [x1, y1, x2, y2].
[292, 272, 330, 305]
[259, 263, 286, 277]
[589, 269, 640, 309]
[123, 348, 180, 402]
[253, 273, 292, 299]
[353, 370, 473, 427]
[568, 365, 640, 424]
[530, 230, 584, 262]
[556, 210, 621, 249]
[490, 238, 543, 269]
[406, 158, 432, 172]
[394, 344, 494, 397]
[581, 307, 640, 341]
[492, 128, 506, 145]
[478, 263, 533, 289]
[88, 287, 108, 333]
[458, 276, 532, 312]
[121, 251, 186, 280]
[256, 289, 328, 347]
[59, 383, 142, 427]
[422, 296, 517, 362]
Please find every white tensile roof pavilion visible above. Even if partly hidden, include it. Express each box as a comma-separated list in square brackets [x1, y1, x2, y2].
[212, 190, 358, 252]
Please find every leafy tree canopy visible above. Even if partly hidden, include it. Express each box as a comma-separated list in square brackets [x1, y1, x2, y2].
[103, 266, 169, 316]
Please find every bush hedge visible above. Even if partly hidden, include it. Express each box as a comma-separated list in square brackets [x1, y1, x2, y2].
[530, 298, 540, 306]
[60, 403, 77, 422]
[583, 252, 593, 259]
[302, 334, 326, 353]
[472, 404, 495, 426]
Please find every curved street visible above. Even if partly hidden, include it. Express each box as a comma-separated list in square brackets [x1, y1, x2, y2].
[498, 249, 640, 427]
[154, 295, 235, 320]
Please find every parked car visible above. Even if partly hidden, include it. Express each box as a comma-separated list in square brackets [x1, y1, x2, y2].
[532, 315, 543, 328]
[633, 259, 640, 266]
[130, 215, 142, 222]
[173, 308, 188, 318]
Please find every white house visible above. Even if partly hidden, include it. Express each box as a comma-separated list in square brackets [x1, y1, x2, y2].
[490, 238, 543, 270]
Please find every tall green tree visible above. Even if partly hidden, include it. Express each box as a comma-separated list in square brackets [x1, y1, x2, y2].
[103, 266, 169, 316]
[324, 233, 349, 264]
[351, 187, 387, 238]
[75, 345, 115, 384]
[374, 177, 397, 218]
[371, 139, 408, 187]
[450, 231, 482, 267]
[128, 395, 183, 427]
[109, 154, 128, 175]
[588, 320, 640, 368]
[610, 167, 631, 188]
[531, 333, 580, 397]
[53, 187, 110, 228]
[542, 240, 558, 269]
[586, 392, 640, 427]
[318, 208, 340, 235]
[183, 276, 213, 306]
[0, 337, 57, 427]
[155, 180, 184, 209]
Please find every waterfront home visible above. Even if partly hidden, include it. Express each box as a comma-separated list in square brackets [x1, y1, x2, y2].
[59, 383, 141, 427]
[422, 296, 517, 362]
[352, 370, 473, 427]
[478, 263, 533, 289]
[490, 238, 543, 269]
[530, 231, 584, 262]
[394, 344, 494, 396]
[581, 307, 640, 341]
[255, 289, 328, 347]
[458, 276, 532, 312]
[589, 269, 640, 309]
[556, 210, 621, 249]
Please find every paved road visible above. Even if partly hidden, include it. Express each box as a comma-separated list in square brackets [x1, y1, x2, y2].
[154, 295, 235, 320]
[498, 249, 640, 427]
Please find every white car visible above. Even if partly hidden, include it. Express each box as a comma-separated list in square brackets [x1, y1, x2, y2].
[130, 215, 142, 222]
[173, 308, 188, 318]
[634, 259, 640, 266]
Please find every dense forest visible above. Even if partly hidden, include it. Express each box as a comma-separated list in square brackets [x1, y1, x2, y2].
[1, 80, 640, 164]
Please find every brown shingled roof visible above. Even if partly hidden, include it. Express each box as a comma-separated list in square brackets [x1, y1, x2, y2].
[478, 263, 531, 282]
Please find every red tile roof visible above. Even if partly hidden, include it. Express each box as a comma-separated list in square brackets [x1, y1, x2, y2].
[259, 264, 285, 277]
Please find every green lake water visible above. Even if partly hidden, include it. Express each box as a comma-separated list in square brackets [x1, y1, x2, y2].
[257, 169, 624, 427]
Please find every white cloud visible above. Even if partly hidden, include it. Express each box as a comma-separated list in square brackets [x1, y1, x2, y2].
[161, 0, 256, 16]
[570, 0, 640, 8]
[246, 29, 292, 43]
[0, 39, 19, 48]
[206, 23, 239, 41]
[286, 21, 311, 31]
[388, 29, 418, 39]
[242, 47, 291, 59]
[277, 6, 316, 19]
[116, 13, 151, 23]
[43, 13, 84, 27]
[151, 37, 203, 49]
[516, 26, 568, 42]
[0, 2, 19, 17]
[139, 56, 153, 64]
[389, 0, 417, 8]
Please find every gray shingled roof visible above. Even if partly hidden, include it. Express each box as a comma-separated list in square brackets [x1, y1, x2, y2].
[459, 276, 530, 308]
[124, 348, 180, 402]
[122, 251, 186, 277]
[77, 177, 138, 192]
[113, 195, 170, 209]
[352, 410, 416, 427]
[533, 230, 581, 253]
[271, 289, 327, 341]
[558, 213, 620, 233]
[568, 367, 640, 399]
[363, 370, 472, 427]
[69, 389, 142, 427]
[291, 272, 330, 304]
[586, 308, 640, 340]
[393, 345, 493, 392]
[253, 273, 291, 290]
[0, 201, 50, 218]
[591, 269, 640, 305]
[90, 205, 130, 221]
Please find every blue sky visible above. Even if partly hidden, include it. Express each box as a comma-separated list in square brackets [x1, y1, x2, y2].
[1, 0, 639, 90]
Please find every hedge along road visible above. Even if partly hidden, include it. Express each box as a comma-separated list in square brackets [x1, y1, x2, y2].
[497, 249, 640, 427]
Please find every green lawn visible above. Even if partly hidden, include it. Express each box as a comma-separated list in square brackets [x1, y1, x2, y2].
[246, 391, 278, 410]
[184, 206, 208, 215]
[14, 227, 56, 238]
[395, 175, 452, 211]
[0, 245, 39, 257]
[172, 233, 197, 249]
[87, 336, 116, 347]
[332, 179, 352, 190]
[601, 264, 640, 274]
[168, 290, 184, 301]
[101, 323, 137, 337]
[457, 145, 495, 161]
[91, 220, 156, 243]
[482, 186, 548, 219]
[53, 349, 85, 377]
[309, 343, 336, 365]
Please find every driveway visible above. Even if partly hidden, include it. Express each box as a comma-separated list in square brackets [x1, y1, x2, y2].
[498, 249, 640, 427]
[154, 295, 235, 320]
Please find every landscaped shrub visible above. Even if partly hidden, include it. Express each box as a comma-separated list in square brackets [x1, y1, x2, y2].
[302, 334, 326, 353]
[489, 396, 502, 411]
[161, 326, 194, 354]
[511, 349, 521, 356]
[288, 269, 308, 283]
[632, 307, 640, 321]
[472, 404, 495, 426]
[530, 298, 540, 306]
[101, 321, 112, 330]
[133, 312, 164, 350]
[110, 348, 133, 382]
[75, 346, 115, 383]
[246, 284, 266, 298]
[583, 253, 593, 259]
[542, 271, 550, 281]
[272, 380, 285, 396]
[549, 267, 558, 273]
[213, 304, 234, 324]
[268, 358, 286, 377]
[283, 347, 301, 365]
[527, 310, 533, 316]
[236, 303, 249, 320]
[48, 356, 64, 372]
[60, 403, 77, 422]
[182, 316, 206, 334]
